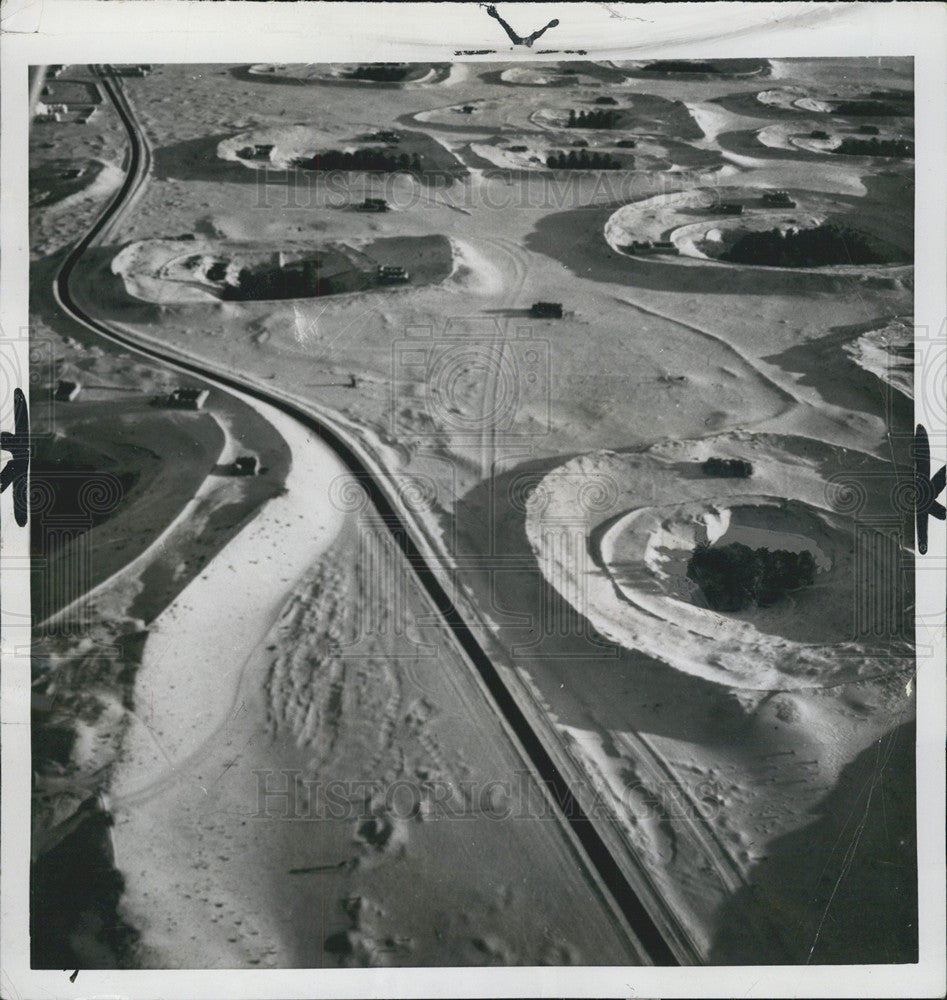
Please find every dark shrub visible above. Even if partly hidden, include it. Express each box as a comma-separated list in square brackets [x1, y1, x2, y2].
[687, 542, 763, 611]
[722, 223, 894, 268]
[345, 64, 410, 83]
[687, 542, 817, 611]
[832, 98, 907, 116]
[566, 108, 618, 129]
[834, 137, 913, 158]
[702, 457, 753, 478]
[756, 547, 817, 606]
[643, 60, 720, 74]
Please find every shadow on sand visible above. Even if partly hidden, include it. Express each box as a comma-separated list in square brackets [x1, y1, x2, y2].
[447, 456, 777, 747]
[708, 719, 917, 964]
[525, 201, 910, 297]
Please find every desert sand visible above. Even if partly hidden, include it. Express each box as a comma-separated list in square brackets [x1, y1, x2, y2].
[30, 57, 917, 967]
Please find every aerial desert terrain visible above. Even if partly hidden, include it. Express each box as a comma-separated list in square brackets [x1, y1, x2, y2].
[30, 57, 916, 968]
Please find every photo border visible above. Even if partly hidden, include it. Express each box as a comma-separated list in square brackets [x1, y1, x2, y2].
[2, 3, 944, 997]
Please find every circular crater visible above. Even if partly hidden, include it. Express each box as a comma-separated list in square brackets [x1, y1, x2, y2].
[527, 439, 913, 689]
[606, 188, 912, 272]
[601, 497, 852, 644]
[670, 217, 906, 267]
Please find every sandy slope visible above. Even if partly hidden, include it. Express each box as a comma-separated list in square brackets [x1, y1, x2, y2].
[106, 387, 640, 967]
[108, 395, 347, 961]
[527, 437, 912, 690]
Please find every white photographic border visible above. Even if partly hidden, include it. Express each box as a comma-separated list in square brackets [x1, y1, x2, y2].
[2, 2, 944, 997]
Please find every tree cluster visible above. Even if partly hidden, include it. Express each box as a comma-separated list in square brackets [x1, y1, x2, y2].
[702, 457, 753, 478]
[225, 265, 320, 300]
[832, 99, 907, 117]
[344, 64, 410, 82]
[567, 109, 619, 129]
[296, 148, 423, 173]
[546, 149, 623, 170]
[835, 136, 914, 158]
[722, 223, 891, 268]
[642, 60, 721, 74]
[687, 541, 817, 612]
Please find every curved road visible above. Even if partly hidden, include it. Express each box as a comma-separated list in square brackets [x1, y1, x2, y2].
[51, 64, 683, 965]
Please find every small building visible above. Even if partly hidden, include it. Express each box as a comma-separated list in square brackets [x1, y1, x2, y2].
[624, 240, 678, 256]
[238, 143, 274, 160]
[232, 455, 259, 476]
[460, 105, 475, 114]
[530, 301, 563, 319]
[368, 130, 400, 144]
[378, 265, 410, 285]
[709, 202, 744, 215]
[167, 387, 209, 410]
[762, 189, 796, 207]
[358, 197, 389, 212]
[54, 380, 81, 402]
[631, 240, 664, 255]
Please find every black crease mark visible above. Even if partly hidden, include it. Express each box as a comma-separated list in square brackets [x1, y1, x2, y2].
[483, 3, 560, 48]
[0, 386, 30, 526]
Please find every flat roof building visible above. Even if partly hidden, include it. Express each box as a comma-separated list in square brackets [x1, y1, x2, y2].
[167, 387, 209, 410]
[54, 380, 81, 402]
[378, 265, 410, 284]
[233, 456, 260, 476]
[530, 301, 563, 318]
